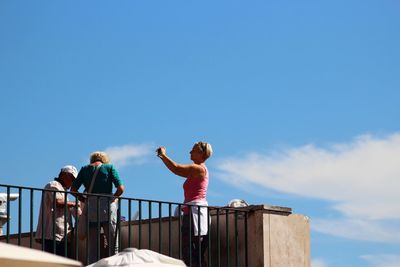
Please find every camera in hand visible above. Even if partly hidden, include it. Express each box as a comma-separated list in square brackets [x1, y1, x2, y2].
[156, 148, 162, 156]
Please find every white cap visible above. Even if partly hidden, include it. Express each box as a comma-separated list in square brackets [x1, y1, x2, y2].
[60, 165, 78, 179]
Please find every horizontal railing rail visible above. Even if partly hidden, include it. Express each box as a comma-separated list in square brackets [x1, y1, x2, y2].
[0, 183, 249, 266]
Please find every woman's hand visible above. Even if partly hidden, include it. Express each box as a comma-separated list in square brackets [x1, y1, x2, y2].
[156, 146, 166, 157]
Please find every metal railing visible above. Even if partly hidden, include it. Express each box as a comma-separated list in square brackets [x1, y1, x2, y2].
[0, 183, 249, 266]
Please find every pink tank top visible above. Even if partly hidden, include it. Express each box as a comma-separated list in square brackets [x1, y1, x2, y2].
[183, 165, 209, 203]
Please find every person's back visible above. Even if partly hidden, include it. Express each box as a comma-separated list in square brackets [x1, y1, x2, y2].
[70, 151, 124, 264]
[75, 163, 121, 195]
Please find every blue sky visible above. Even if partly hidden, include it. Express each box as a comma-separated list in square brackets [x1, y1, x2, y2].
[1, 1, 400, 266]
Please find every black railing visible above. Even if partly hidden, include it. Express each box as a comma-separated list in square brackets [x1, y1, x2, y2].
[0, 184, 249, 266]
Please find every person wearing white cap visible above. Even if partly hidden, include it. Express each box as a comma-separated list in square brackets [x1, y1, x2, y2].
[35, 165, 79, 257]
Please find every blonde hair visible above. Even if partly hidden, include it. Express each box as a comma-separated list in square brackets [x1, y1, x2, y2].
[197, 142, 213, 160]
[90, 151, 110, 164]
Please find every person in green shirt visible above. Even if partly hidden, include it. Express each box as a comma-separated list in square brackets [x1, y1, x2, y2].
[71, 151, 124, 264]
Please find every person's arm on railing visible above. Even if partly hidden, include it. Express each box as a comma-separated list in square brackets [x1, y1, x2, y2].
[70, 186, 86, 202]
[112, 185, 125, 203]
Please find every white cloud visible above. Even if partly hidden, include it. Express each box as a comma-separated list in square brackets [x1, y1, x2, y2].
[313, 218, 400, 243]
[105, 144, 153, 168]
[361, 254, 400, 267]
[216, 133, 400, 242]
[311, 258, 328, 267]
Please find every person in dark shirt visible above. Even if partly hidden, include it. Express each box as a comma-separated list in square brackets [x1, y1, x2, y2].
[71, 151, 124, 264]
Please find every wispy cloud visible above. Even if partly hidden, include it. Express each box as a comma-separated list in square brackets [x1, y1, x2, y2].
[361, 254, 400, 267]
[105, 144, 154, 168]
[313, 218, 400, 243]
[216, 133, 400, 243]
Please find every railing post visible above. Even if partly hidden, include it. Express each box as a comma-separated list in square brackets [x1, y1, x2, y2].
[225, 210, 230, 267]
[168, 203, 172, 256]
[117, 198, 122, 253]
[158, 202, 162, 253]
[40, 190, 45, 250]
[85, 195, 90, 265]
[148, 201, 152, 250]
[30, 189, 34, 248]
[189, 206, 192, 266]
[245, 211, 249, 267]
[75, 196, 79, 260]
[64, 191, 68, 257]
[207, 207, 211, 266]
[178, 204, 182, 260]
[6, 186, 10, 243]
[199, 206, 203, 267]
[97, 196, 100, 262]
[18, 187, 22, 246]
[108, 197, 111, 257]
[217, 208, 220, 267]
[139, 200, 142, 249]
[128, 199, 132, 248]
[52, 191, 56, 254]
[235, 210, 238, 267]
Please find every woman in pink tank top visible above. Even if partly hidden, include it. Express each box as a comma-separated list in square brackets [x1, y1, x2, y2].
[157, 141, 213, 267]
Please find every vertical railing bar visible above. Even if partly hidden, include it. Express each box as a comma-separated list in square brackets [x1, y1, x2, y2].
[30, 189, 34, 248]
[139, 200, 142, 249]
[108, 197, 111, 257]
[64, 191, 68, 257]
[198, 205, 201, 267]
[235, 210, 238, 267]
[189, 206, 192, 267]
[86, 195, 90, 265]
[158, 202, 162, 253]
[75, 196, 79, 260]
[41, 190, 45, 250]
[117, 198, 122, 253]
[148, 201, 152, 250]
[178, 204, 182, 260]
[97, 196, 100, 261]
[168, 204, 172, 256]
[128, 199, 132, 248]
[18, 187, 22, 245]
[217, 208, 220, 267]
[245, 211, 249, 267]
[226, 209, 230, 267]
[53, 191, 56, 254]
[207, 207, 211, 267]
[6, 186, 10, 243]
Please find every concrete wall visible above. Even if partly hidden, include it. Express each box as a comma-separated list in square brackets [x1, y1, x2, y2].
[213, 205, 310, 267]
[265, 213, 310, 267]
